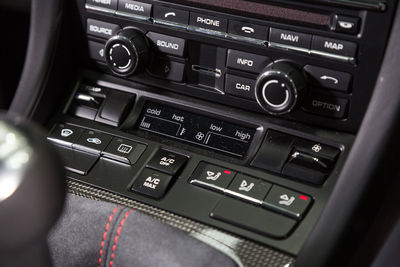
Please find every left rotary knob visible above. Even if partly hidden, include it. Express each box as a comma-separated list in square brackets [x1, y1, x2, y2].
[104, 28, 151, 76]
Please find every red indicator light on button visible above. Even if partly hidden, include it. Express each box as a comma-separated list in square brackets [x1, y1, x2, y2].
[299, 195, 308, 201]
[224, 170, 232, 175]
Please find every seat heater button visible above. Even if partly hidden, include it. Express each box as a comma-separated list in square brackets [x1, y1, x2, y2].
[146, 149, 188, 175]
[227, 49, 271, 73]
[225, 174, 271, 204]
[87, 19, 121, 39]
[117, 0, 152, 19]
[146, 32, 186, 57]
[131, 168, 174, 199]
[269, 28, 312, 50]
[263, 185, 312, 219]
[102, 137, 146, 164]
[189, 162, 236, 192]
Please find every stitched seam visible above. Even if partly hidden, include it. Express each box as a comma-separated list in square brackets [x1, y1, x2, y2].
[98, 206, 119, 267]
[109, 209, 133, 267]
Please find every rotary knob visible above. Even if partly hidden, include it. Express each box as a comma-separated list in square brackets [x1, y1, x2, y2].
[255, 62, 307, 115]
[104, 28, 150, 76]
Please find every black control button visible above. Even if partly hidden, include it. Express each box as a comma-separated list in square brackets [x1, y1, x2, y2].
[54, 145, 98, 176]
[98, 91, 135, 126]
[88, 41, 105, 62]
[131, 168, 173, 199]
[251, 130, 296, 173]
[189, 162, 236, 192]
[117, 0, 152, 19]
[269, 28, 312, 50]
[311, 36, 357, 58]
[73, 130, 113, 155]
[146, 149, 188, 175]
[86, 19, 120, 39]
[293, 139, 340, 161]
[153, 6, 189, 25]
[210, 197, 297, 238]
[225, 174, 271, 204]
[86, 0, 118, 11]
[47, 124, 84, 148]
[225, 74, 256, 100]
[263, 186, 312, 220]
[334, 15, 360, 34]
[146, 32, 186, 57]
[282, 150, 332, 185]
[148, 58, 185, 82]
[302, 93, 349, 119]
[227, 49, 271, 74]
[304, 65, 352, 93]
[102, 137, 146, 164]
[228, 20, 268, 40]
[189, 12, 228, 33]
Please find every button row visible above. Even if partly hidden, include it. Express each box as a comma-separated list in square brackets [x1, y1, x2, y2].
[47, 123, 146, 165]
[189, 162, 312, 220]
[85, 1, 358, 62]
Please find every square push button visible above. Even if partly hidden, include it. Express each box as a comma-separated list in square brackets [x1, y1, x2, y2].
[73, 130, 112, 155]
[131, 168, 173, 199]
[263, 185, 312, 219]
[146, 149, 188, 175]
[47, 124, 84, 148]
[102, 137, 146, 165]
[225, 174, 272, 205]
[117, 0, 152, 19]
[189, 162, 236, 192]
[153, 6, 189, 25]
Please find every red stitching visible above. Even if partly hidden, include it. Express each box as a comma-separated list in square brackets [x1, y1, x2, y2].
[98, 206, 119, 267]
[109, 209, 133, 267]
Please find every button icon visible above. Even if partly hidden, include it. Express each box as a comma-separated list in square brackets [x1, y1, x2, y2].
[279, 194, 295, 206]
[143, 176, 160, 189]
[312, 144, 322, 153]
[206, 171, 221, 181]
[195, 132, 205, 141]
[99, 48, 104, 57]
[238, 180, 255, 192]
[164, 12, 176, 18]
[61, 129, 74, 138]
[117, 144, 133, 154]
[338, 21, 355, 30]
[320, 75, 339, 84]
[159, 157, 175, 167]
[241, 26, 255, 34]
[87, 137, 102, 145]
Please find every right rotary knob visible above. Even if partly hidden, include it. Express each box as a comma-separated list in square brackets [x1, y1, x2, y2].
[255, 61, 307, 115]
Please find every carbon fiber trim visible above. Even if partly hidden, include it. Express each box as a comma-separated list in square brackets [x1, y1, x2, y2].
[67, 179, 295, 267]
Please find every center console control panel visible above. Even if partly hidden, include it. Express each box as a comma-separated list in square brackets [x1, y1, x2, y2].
[75, 0, 394, 132]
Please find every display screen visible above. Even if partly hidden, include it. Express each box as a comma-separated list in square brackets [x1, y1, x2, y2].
[165, 0, 332, 26]
[138, 102, 256, 158]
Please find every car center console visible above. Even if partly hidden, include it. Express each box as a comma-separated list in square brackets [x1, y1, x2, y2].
[47, 0, 394, 259]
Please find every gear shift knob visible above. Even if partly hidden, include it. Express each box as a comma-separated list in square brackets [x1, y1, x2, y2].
[0, 116, 65, 267]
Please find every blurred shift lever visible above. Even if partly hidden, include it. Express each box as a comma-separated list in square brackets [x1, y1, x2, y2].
[0, 116, 65, 267]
